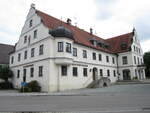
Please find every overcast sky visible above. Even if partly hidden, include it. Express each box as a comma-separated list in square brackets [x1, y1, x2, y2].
[0, 0, 150, 52]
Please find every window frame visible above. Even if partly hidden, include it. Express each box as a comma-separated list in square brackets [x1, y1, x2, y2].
[39, 44, 44, 55]
[17, 70, 20, 78]
[99, 69, 103, 76]
[73, 48, 77, 57]
[58, 42, 63, 52]
[99, 54, 102, 61]
[106, 56, 109, 62]
[24, 50, 27, 59]
[122, 56, 128, 65]
[73, 67, 78, 77]
[61, 65, 67, 76]
[18, 53, 21, 62]
[29, 19, 33, 27]
[113, 70, 116, 77]
[83, 68, 88, 77]
[30, 67, 34, 77]
[83, 50, 87, 58]
[107, 69, 110, 77]
[92, 52, 96, 60]
[34, 30, 37, 38]
[66, 43, 71, 53]
[39, 66, 43, 77]
[31, 48, 35, 57]
[24, 36, 27, 43]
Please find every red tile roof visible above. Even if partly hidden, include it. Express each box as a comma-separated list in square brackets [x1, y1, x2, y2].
[36, 10, 133, 54]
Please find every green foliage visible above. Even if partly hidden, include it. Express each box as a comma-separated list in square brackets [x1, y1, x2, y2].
[20, 80, 41, 92]
[144, 52, 150, 78]
[0, 81, 13, 89]
[0, 66, 13, 82]
[132, 76, 138, 80]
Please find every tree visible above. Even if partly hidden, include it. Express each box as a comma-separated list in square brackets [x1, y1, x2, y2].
[0, 66, 13, 82]
[144, 51, 150, 78]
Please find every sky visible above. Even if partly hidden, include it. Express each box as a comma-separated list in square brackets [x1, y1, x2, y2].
[0, 0, 150, 53]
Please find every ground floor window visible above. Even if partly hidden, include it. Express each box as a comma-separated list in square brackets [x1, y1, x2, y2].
[30, 67, 34, 77]
[73, 67, 78, 77]
[99, 69, 103, 76]
[107, 69, 110, 77]
[23, 68, 26, 82]
[17, 70, 20, 78]
[83, 68, 88, 77]
[113, 70, 116, 77]
[61, 66, 67, 76]
[39, 66, 43, 77]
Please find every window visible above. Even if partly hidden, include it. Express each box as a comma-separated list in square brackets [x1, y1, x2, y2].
[30, 67, 34, 77]
[134, 46, 136, 51]
[73, 67, 78, 76]
[17, 70, 20, 78]
[73, 48, 77, 56]
[18, 53, 21, 62]
[99, 54, 102, 61]
[107, 70, 110, 77]
[134, 56, 136, 64]
[61, 66, 67, 76]
[39, 44, 44, 55]
[92, 52, 96, 60]
[24, 51, 27, 59]
[34, 30, 37, 38]
[83, 50, 87, 58]
[11, 56, 14, 64]
[29, 19, 32, 27]
[122, 56, 128, 65]
[135, 69, 137, 76]
[23, 68, 26, 82]
[112, 57, 115, 64]
[66, 43, 71, 53]
[106, 56, 109, 62]
[24, 36, 27, 43]
[39, 66, 43, 77]
[141, 58, 143, 64]
[137, 57, 140, 65]
[99, 69, 103, 76]
[113, 70, 116, 77]
[83, 68, 87, 77]
[58, 42, 63, 52]
[31, 48, 35, 57]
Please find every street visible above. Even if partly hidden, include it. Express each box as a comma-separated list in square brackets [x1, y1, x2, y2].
[0, 84, 150, 113]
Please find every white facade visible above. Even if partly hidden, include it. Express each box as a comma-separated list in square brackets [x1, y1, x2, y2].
[9, 5, 145, 92]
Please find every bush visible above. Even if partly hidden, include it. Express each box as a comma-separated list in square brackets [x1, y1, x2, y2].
[0, 82, 13, 89]
[133, 76, 138, 80]
[20, 80, 41, 92]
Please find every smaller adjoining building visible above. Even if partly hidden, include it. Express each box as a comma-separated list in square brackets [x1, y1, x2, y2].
[0, 43, 14, 67]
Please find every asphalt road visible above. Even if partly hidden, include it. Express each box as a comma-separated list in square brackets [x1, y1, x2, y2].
[0, 84, 150, 113]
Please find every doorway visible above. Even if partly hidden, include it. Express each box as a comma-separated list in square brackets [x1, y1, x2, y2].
[123, 69, 131, 80]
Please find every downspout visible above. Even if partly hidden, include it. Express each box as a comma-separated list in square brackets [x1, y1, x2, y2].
[57, 65, 60, 92]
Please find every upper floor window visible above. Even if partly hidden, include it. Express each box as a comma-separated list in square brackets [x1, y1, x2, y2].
[17, 70, 20, 78]
[24, 36, 27, 43]
[30, 67, 34, 77]
[113, 70, 116, 77]
[83, 68, 88, 77]
[73, 48, 77, 57]
[134, 46, 136, 51]
[99, 69, 103, 76]
[39, 44, 44, 55]
[18, 53, 21, 62]
[31, 48, 35, 57]
[83, 50, 87, 58]
[141, 58, 143, 64]
[112, 57, 115, 64]
[34, 30, 37, 38]
[137, 57, 140, 65]
[24, 50, 27, 59]
[61, 65, 67, 76]
[73, 67, 78, 77]
[66, 43, 71, 53]
[11, 56, 14, 64]
[99, 54, 102, 61]
[58, 42, 63, 52]
[106, 56, 109, 62]
[39, 66, 43, 77]
[29, 19, 33, 27]
[134, 56, 136, 64]
[122, 56, 128, 65]
[107, 69, 110, 77]
[92, 52, 96, 60]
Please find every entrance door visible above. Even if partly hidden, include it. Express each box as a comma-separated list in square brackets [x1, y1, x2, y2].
[123, 69, 131, 80]
[93, 67, 98, 81]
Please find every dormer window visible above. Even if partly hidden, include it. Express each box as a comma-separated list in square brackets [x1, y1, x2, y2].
[120, 42, 127, 50]
[29, 19, 33, 27]
[90, 38, 97, 46]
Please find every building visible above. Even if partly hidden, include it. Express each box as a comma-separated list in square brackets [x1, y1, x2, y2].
[0, 43, 14, 67]
[9, 4, 145, 92]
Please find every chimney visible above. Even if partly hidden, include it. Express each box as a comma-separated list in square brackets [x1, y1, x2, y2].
[67, 18, 72, 25]
[31, 3, 35, 9]
[90, 28, 93, 35]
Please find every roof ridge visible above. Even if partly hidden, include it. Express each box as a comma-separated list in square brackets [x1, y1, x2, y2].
[106, 32, 133, 40]
[0, 43, 14, 47]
